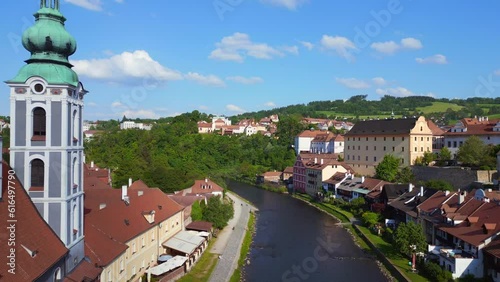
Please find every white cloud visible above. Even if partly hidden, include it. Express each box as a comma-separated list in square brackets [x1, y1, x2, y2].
[300, 41, 314, 50]
[495, 69, 500, 76]
[226, 104, 246, 113]
[281, 45, 299, 55]
[64, 0, 102, 11]
[264, 102, 276, 107]
[335, 78, 370, 89]
[199, 105, 209, 110]
[86, 101, 98, 107]
[372, 77, 387, 86]
[111, 101, 125, 108]
[401, 37, 423, 50]
[370, 41, 400, 55]
[209, 33, 284, 62]
[185, 72, 225, 87]
[72, 50, 183, 82]
[227, 76, 264, 84]
[261, 0, 307, 10]
[415, 54, 448, 64]
[376, 87, 435, 97]
[320, 35, 357, 60]
[371, 37, 423, 55]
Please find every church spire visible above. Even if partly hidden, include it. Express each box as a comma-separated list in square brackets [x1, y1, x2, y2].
[9, 0, 79, 86]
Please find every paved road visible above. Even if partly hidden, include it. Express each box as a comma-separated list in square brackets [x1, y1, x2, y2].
[208, 192, 257, 282]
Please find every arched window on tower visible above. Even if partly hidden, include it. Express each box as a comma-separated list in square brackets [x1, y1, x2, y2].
[53, 267, 62, 282]
[72, 158, 78, 190]
[73, 110, 78, 142]
[30, 159, 44, 190]
[73, 202, 79, 240]
[33, 107, 46, 139]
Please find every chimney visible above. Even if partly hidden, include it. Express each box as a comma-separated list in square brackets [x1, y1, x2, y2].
[314, 157, 317, 164]
[99, 203, 106, 210]
[408, 183, 413, 192]
[122, 185, 128, 200]
[361, 176, 365, 183]
[138, 190, 143, 197]
[459, 191, 466, 205]
[445, 190, 450, 196]
[420, 186, 424, 196]
[128, 178, 132, 187]
[0, 136, 3, 201]
[321, 159, 324, 165]
[205, 178, 208, 183]
[91, 161, 94, 168]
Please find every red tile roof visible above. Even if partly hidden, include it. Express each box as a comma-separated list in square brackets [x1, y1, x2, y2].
[283, 167, 294, 174]
[63, 259, 102, 282]
[427, 120, 445, 135]
[0, 161, 68, 281]
[84, 186, 184, 267]
[129, 180, 149, 190]
[190, 179, 224, 194]
[444, 121, 500, 136]
[168, 195, 205, 207]
[186, 221, 213, 232]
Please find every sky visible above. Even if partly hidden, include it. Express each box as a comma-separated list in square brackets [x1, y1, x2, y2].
[1, 0, 500, 121]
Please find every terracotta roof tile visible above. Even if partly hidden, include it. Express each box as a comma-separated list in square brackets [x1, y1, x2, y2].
[64, 259, 102, 282]
[186, 221, 213, 232]
[0, 161, 68, 281]
[190, 179, 224, 194]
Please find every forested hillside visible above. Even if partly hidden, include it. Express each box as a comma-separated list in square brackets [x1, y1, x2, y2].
[84, 112, 300, 192]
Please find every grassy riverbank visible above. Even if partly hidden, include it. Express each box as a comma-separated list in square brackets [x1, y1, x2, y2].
[177, 241, 218, 282]
[229, 212, 256, 282]
[293, 193, 429, 282]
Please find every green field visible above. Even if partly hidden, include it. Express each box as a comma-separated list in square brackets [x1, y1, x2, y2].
[316, 111, 401, 120]
[416, 102, 463, 113]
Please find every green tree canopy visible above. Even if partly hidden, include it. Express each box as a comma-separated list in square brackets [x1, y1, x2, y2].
[375, 154, 401, 182]
[424, 179, 453, 191]
[191, 200, 203, 221]
[394, 221, 427, 256]
[457, 136, 486, 167]
[202, 196, 234, 229]
[362, 211, 380, 228]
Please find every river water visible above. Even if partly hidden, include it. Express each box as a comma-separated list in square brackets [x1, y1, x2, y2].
[229, 181, 389, 282]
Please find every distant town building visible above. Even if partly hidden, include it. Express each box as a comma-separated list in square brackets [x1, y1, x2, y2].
[120, 120, 153, 130]
[344, 116, 433, 175]
[443, 117, 500, 157]
[294, 130, 344, 155]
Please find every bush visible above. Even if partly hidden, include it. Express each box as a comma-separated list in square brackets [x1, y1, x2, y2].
[420, 262, 453, 282]
[382, 227, 393, 242]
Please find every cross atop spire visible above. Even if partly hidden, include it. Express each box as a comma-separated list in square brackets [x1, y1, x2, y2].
[41, 0, 59, 10]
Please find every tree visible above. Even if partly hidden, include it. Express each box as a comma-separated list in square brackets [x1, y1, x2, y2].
[439, 146, 451, 161]
[362, 211, 380, 228]
[191, 200, 203, 221]
[395, 166, 415, 183]
[456, 136, 486, 167]
[424, 179, 453, 191]
[375, 154, 401, 182]
[394, 221, 427, 256]
[422, 151, 435, 165]
[202, 196, 234, 229]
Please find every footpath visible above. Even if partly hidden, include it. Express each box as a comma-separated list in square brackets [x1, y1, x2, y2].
[208, 192, 257, 282]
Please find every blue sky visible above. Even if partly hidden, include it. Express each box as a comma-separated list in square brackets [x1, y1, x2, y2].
[1, 0, 500, 121]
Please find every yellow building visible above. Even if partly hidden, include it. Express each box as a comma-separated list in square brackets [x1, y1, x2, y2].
[344, 116, 433, 175]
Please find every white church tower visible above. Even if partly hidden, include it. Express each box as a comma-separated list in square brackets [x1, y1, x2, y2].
[5, 0, 87, 273]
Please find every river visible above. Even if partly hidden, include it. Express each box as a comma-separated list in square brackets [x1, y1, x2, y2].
[229, 181, 389, 282]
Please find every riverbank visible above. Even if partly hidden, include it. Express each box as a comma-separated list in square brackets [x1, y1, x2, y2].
[292, 193, 430, 282]
[229, 212, 256, 282]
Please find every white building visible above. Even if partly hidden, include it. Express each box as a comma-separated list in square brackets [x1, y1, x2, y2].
[120, 121, 153, 130]
[443, 117, 500, 156]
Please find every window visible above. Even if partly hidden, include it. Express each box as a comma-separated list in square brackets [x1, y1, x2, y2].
[132, 242, 137, 254]
[374, 146, 376, 150]
[347, 146, 350, 150]
[120, 259, 124, 272]
[392, 137, 395, 141]
[421, 147, 424, 152]
[54, 268, 62, 282]
[366, 146, 368, 150]
[73, 110, 78, 141]
[358, 137, 360, 141]
[401, 159, 404, 164]
[374, 137, 377, 141]
[366, 137, 368, 141]
[427, 137, 430, 141]
[374, 157, 377, 162]
[415, 137, 417, 141]
[459, 141, 463, 147]
[392, 146, 395, 152]
[402, 137, 405, 141]
[33, 107, 46, 137]
[402, 147, 405, 152]
[31, 159, 44, 188]
[347, 155, 350, 160]
[453, 141, 457, 148]
[383, 146, 386, 151]
[72, 203, 78, 239]
[357, 156, 360, 161]
[365, 156, 368, 161]
[142, 237, 145, 248]
[415, 147, 417, 152]
[420, 126, 423, 131]
[448, 141, 451, 147]
[358, 146, 360, 150]
[384, 137, 386, 141]
[151, 230, 155, 241]
[421, 137, 423, 141]
[108, 271, 112, 282]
